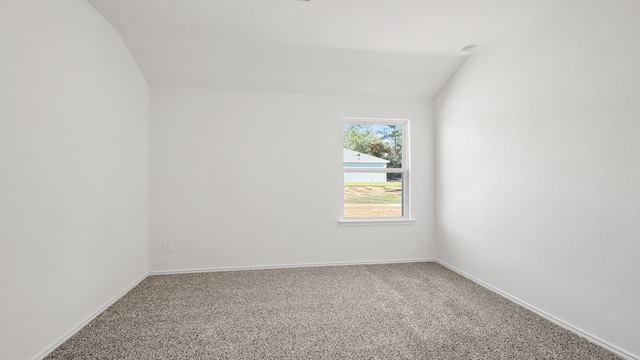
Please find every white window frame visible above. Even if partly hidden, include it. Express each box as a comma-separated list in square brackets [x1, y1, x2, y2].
[339, 117, 414, 226]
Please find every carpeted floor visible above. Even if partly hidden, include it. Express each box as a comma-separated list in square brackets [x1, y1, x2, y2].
[45, 262, 619, 359]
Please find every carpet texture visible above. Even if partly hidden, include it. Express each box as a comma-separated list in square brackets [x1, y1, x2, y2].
[45, 262, 619, 359]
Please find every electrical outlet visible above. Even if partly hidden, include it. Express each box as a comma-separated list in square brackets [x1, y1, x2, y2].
[416, 232, 424, 242]
[163, 240, 173, 252]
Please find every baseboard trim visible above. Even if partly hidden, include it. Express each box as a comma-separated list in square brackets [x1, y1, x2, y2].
[435, 260, 638, 360]
[35, 272, 148, 360]
[149, 258, 434, 275]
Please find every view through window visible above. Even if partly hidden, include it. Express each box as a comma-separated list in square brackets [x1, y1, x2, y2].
[342, 119, 408, 219]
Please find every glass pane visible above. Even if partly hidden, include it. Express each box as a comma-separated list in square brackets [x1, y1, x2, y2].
[343, 175, 403, 218]
[343, 123, 402, 169]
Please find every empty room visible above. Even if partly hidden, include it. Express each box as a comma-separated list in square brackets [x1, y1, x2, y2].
[1, 0, 639, 359]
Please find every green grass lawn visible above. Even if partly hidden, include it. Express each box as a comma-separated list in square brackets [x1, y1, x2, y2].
[344, 182, 402, 204]
[344, 193, 401, 204]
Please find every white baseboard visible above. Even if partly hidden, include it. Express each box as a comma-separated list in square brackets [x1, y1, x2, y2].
[435, 260, 638, 360]
[35, 272, 148, 360]
[149, 258, 434, 275]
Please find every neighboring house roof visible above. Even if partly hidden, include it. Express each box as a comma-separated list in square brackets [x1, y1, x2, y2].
[343, 148, 389, 163]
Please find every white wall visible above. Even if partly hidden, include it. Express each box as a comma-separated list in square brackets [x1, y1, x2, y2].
[150, 89, 433, 272]
[435, 0, 640, 358]
[0, 1, 149, 359]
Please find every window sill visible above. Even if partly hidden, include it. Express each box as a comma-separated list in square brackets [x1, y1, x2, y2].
[338, 218, 415, 226]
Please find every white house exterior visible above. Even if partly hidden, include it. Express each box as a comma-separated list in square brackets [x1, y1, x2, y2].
[343, 148, 389, 182]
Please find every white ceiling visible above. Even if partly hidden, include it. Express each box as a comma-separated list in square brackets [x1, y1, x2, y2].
[87, 0, 555, 98]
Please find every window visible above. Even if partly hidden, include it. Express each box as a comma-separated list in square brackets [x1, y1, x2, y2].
[340, 118, 412, 224]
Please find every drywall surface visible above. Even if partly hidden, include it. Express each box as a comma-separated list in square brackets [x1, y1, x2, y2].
[435, 0, 640, 357]
[0, 1, 149, 359]
[150, 89, 433, 272]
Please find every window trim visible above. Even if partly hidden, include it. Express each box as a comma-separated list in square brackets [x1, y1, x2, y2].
[339, 117, 413, 224]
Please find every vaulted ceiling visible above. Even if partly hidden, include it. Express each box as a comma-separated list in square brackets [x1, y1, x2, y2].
[87, 0, 555, 98]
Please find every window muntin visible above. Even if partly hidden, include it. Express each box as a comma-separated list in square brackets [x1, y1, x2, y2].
[342, 118, 409, 221]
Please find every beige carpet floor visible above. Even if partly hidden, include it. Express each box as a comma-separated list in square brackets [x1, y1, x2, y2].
[45, 262, 619, 359]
